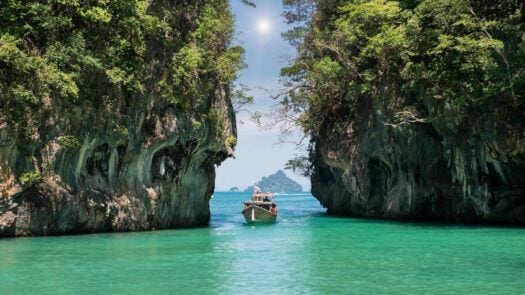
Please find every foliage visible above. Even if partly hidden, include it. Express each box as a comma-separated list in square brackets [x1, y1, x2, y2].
[241, 0, 256, 8]
[0, 0, 244, 145]
[208, 108, 229, 136]
[226, 135, 237, 149]
[57, 135, 81, 149]
[280, 0, 525, 158]
[231, 84, 254, 113]
[19, 170, 41, 186]
[284, 154, 312, 177]
[167, 1, 246, 112]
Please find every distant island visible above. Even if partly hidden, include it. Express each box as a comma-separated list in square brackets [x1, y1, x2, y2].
[229, 186, 240, 192]
[245, 170, 302, 193]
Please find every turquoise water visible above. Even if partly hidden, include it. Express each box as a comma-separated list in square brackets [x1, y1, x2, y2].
[0, 192, 524, 294]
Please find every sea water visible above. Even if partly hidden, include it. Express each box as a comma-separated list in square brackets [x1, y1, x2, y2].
[0, 192, 524, 294]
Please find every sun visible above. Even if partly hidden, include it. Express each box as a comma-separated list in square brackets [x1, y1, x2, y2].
[256, 18, 271, 35]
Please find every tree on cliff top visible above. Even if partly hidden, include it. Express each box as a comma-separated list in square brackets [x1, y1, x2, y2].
[0, 0, 246, 142]
[0, 0, 252, 183]
[278, 0, 525, 160]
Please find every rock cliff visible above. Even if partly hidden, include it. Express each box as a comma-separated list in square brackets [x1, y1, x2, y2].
[311, 95, 525, 224]
[0, 0, 241, 236]
[282, 0, 525, 224]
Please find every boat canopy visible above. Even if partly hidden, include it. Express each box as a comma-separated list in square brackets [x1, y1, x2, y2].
[252, 192, 274, 203]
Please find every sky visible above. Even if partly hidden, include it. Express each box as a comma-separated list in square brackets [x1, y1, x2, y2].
[215, 0, 310, 191]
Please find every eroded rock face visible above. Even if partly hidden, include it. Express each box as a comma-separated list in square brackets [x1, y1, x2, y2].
[311, 98, 525, 225]
[0, 100, 235, 237]
[0, 1, 237, 237]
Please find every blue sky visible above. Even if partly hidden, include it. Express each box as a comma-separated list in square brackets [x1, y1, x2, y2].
[215, 1, 310, 191]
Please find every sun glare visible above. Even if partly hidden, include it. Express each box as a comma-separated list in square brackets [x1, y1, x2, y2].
[256, 18, 271, 35]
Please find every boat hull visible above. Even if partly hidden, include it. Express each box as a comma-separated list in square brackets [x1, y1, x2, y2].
[242, 205, 277, 224]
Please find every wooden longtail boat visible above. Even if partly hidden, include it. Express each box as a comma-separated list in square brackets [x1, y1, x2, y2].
[242, 192, 277, 224]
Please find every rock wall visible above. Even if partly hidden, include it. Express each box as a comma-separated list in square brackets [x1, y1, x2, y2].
[311, 95, 525, 224]
[0, 0, 238, 237]
[0, 112, 234, 237]
[279, 0, 525, 225]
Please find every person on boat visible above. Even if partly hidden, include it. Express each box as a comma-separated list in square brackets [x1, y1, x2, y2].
[263, 196, 270, 202]
[271, 203, 277, 215]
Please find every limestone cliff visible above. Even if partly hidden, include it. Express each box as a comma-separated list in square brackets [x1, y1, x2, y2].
[0, 0, 241, 236]
[282, 0, 525, 224]
[311, 96, 525, 224]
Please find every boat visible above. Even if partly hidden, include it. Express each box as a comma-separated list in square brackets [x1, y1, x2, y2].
[242, 191, 277, 224]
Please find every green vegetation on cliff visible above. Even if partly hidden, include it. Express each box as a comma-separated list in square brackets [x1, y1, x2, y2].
[280, 0, 525, 223]
[0, 0, 244, 142]
[0, 0, 247, 236]
[281, 0, 524, 142]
